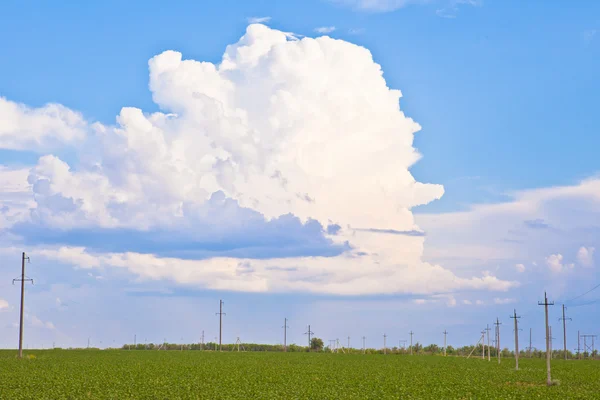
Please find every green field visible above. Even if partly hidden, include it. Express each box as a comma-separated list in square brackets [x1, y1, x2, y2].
[1, 350, 599, 399]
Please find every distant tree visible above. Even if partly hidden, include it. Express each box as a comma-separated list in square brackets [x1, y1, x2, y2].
[310, 337, 324, 351]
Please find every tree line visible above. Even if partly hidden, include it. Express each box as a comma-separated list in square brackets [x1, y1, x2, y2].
[109, 338, 597, 359]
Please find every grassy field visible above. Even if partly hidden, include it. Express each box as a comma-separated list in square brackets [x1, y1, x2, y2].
[1, 350, 599, 399]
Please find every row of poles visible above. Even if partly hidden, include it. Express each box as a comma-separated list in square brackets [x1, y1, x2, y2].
[11, 252, 597, 389]
[469, 292, 596, 387]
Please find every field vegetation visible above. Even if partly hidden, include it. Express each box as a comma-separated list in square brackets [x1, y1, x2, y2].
[1, 350, 599, 399]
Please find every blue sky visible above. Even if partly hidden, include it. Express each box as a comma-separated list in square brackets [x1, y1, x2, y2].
[0, 0, 599, 351]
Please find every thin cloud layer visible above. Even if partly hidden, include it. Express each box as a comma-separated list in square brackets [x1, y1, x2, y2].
[417, 178, 600, 297]
[332, 0, 424, 12]
[315, 26, 336, 34]
[0, 24, 516, 296]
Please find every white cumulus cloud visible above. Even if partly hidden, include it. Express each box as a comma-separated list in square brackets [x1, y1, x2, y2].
[577, 246, 595, 267]
[545, 254, 574, 274]
[0, 97, 87, 151]
[515, 263, 525, 273]
[1, 24, 517, 296]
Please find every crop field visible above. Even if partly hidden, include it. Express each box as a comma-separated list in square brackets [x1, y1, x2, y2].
[1, 350, 599, 399]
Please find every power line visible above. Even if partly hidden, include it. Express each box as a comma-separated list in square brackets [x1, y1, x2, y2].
[564, 283, 600, 304]
[568, 298, 600, 308]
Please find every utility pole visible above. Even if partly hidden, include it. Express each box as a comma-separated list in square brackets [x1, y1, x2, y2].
[383, 333, 387, 355]
[559, 304, 571, 360]
[362, 336, 366, 354]
[409, 331, 414, 355]
[134, 334, 137, 349]
[577, 331, 581, 359]
[528, 328, 532, 358]
[347, 336, 351, 351]
[87, 337, 90, 349]
[282, 318, 289, 352]
[399, 340, 407, 352]
[443, 330, 448, 356]
[538, 291, 555, 386]
[304, 325, 314, 349]
[551, 326, 555, 356]
[13, 252, 32, 359]
[215, 300, 226, 351]
[485, 325, 491, 361]
[581, 334, 597, 358]
[481, 330, 486, 359]
[495, 318, 502, 364]
[201, 330, 204, 350]
[510, 309, 521, 370]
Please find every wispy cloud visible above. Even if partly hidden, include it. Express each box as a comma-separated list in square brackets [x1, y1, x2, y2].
[247, 16, 271, 24]
[524, 219, 549, 229]
[493, 297, 516, 305]
[583, 29, 597, 44]
[315, 26, 336, 34]
[436, 0, 481, 19]
[348, 28, 366, 35]
[332, 0, 426, 12]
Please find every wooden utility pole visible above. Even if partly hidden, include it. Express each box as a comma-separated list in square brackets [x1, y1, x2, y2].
[283, 318, 289, 352]
[443, 330, 448, 356]
[486, 325, 491, 361]
[510, 309, 521, 370]
[578, 330, 581, 359]
[559, 304, 571, 360]
[409, 331, 414, 355]
[495, 318, 502, 364]
[13, 252, 32, 359]
[215, 300, 226, 351]
[383, 333, 387, 355]
[538, 292, 554, 386]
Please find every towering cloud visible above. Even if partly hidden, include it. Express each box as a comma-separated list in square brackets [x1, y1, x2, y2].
[3, 25, 516, 295]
